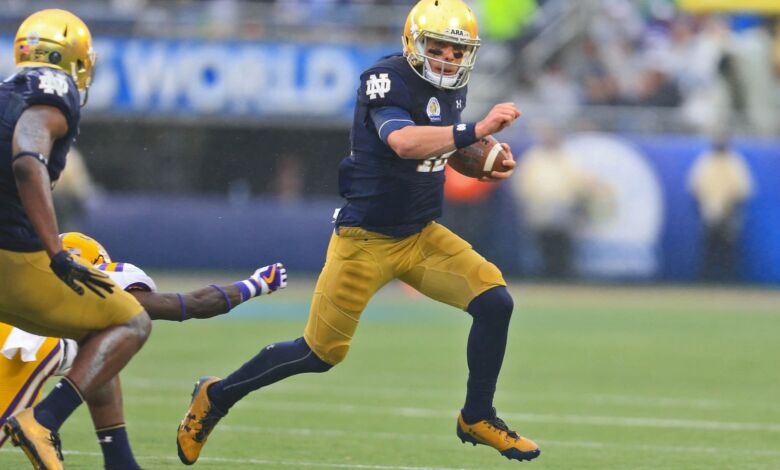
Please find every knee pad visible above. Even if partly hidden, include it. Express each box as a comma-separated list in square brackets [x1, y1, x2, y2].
[296, 337, 336, 372]
[468, 286, 514, 324]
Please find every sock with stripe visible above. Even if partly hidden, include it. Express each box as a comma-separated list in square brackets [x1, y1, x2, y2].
[33, 377, 83, 432]
[97, 424, 141, 470]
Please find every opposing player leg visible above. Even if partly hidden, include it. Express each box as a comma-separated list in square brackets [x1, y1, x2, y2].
[399, 223, 540, 461]
[0, 249, 151, 470]
[177, 229, 391, 464]
[86, 376, 142, 470]
[0, 324, 64, 449]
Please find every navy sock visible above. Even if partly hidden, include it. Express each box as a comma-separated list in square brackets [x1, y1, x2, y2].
[462, 286, 513, 424]
[33, 377, 83, 432]
[207, 337, 331, 412]
[97, 425, 141, 470]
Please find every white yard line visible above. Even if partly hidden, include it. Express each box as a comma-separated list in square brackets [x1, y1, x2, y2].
[0, 449, 476, 470]
[122, 377, 776, 412]
[128, 394, 780, 433]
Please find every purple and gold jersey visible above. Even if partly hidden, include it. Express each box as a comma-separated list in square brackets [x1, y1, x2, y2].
[0, 67, 81, 252]
[336, 54, 467, 237]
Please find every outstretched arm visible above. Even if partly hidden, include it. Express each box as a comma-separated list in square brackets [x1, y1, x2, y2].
[131, 263, 288, 321]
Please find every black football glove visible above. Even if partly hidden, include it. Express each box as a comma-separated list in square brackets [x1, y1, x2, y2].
[50, 251, 114, 298]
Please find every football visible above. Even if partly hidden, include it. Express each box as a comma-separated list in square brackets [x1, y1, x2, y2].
[447, 135, 510, 179]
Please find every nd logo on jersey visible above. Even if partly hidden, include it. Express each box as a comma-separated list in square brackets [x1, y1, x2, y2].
[366, 73, 391, 100]
[38, 70, 69, 97]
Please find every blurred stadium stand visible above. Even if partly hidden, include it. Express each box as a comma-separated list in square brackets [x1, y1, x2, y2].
[1, 0, 779, 283]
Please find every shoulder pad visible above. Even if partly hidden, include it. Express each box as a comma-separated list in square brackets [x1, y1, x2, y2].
[98, 262, 158, 293]
[18, 67, 80, 128]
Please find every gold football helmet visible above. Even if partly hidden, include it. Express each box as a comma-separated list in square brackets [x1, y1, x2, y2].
[403, 0, 480, 89]
[60, 232, 111, 265]
[14, 9, 96, 104]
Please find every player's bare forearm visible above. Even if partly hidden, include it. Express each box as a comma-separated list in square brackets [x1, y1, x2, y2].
[387, 125, 456, 160]
[131, 285, 242, 322]
[13, 157, 61, 257]
[13, 105, 68, 154]
[12, 105, 70, 257]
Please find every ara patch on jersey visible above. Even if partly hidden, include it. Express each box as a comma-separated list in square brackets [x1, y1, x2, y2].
[426, 97, 441, 123]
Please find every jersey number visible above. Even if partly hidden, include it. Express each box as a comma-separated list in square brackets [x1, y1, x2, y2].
[416, 150, 455, 173]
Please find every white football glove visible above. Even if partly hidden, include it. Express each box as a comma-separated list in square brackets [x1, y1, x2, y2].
[250, 262, 288, 295]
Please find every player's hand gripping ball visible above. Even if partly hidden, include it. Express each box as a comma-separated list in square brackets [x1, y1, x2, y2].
[448, 135, 511, 179]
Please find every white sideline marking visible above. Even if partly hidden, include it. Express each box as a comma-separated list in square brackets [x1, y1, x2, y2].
[167, 423, 780, 457]
[129, 394, 780, 433]
[123, 377, 770, 412]
[3, 432, 780, 463]
[0, 449, 475, 470]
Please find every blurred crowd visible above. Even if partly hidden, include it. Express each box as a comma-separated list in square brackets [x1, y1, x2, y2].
[518, 1, 780, 135]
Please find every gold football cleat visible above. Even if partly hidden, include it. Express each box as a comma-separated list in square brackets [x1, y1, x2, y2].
[4, 408, 64, 470]
[456, 412, 541, 461]
[177, 376, 224, 465]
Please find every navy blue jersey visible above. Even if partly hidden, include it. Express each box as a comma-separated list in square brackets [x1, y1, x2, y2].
[336, 54, 467, 237]
[0, 67, 81, 251]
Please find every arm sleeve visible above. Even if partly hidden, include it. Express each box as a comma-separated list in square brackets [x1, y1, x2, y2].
[370, 106, 415, 145]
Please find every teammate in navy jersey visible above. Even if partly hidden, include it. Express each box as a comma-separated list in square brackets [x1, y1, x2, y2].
[178, 0, 540, 464]
[0, 10, 152, 470]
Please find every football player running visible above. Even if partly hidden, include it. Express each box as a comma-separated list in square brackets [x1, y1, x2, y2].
[0, 10, 154, 470]
[0, 232, 287, 469]
[177, 0, 540, 465]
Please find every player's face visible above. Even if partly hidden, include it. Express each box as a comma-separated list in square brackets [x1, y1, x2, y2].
[426, 39, 466, 76]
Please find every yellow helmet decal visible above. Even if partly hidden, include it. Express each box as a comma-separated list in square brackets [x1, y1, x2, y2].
[15, 9, 96, 98]
[60, 232, 112, 265]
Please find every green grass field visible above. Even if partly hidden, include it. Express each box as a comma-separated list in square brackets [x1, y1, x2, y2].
[3, 274, 780, 469]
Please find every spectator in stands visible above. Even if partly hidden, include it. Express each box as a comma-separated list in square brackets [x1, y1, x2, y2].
[687, 134, 754, 282]
[578, 37, 621, 106]
[513, 126, 590, 279]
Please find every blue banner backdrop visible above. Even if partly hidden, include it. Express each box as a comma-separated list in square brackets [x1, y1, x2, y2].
[1, 37, 395, 120]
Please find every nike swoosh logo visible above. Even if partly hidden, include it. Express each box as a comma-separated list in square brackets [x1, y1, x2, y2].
[261, 265, 276, 284]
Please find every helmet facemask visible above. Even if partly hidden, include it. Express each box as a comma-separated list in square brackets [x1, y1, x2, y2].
[407, 30, 479, 90]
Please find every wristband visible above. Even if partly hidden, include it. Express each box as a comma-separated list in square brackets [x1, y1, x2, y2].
[453, 122, 478, 149]
[209, 284, 233, 311]
[12, 151, 49, 165]
[233, 278, 263, 302]
[177, 293, 187, 322]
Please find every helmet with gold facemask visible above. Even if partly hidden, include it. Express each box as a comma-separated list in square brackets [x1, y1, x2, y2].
[14, 9, 96, 105]
[60, 232, 111, 265]
[402, 0, 480, 90]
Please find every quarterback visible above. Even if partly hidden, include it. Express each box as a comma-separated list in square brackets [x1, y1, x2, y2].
[0, 10, 154, 470]
[178, 0, 540, 465]
[0, 232, 287, 469]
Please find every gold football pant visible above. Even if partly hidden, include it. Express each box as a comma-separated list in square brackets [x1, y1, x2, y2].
[304, 222, 506, 365]
[0, 322, 62, 448]
[0, 249, 144, 340]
